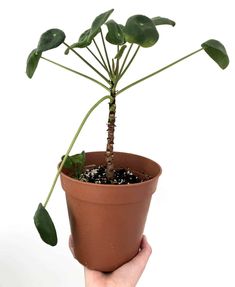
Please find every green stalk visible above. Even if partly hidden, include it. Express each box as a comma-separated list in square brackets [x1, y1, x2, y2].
[118, 44, 133, 79]
[41, 56, 109, 92]
[100, 29, 112, 77]
[118, 45, 140, 81]
[43, 95, 112, 207]
[86, 46, 108, 72]
[115, 45, 120, 76]
[93, 39, 110, 74]
[63, 42, 110, 84]
[117, 48, 203, 96]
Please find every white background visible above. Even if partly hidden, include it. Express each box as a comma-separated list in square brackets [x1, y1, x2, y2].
[0, 0, 234, 286]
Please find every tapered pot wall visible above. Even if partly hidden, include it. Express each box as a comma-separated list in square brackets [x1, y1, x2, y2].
[60, 151, 161, 272]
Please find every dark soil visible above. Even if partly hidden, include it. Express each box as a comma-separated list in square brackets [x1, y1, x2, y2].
[79, 165, 150, 185]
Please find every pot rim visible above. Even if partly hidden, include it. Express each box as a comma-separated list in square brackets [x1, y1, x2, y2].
[60, 150, 162, 188]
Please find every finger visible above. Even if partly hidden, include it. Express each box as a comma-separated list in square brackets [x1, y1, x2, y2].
[125, 235, 152, 275]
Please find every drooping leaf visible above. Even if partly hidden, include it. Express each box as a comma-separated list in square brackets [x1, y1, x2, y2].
[115, 45, 127, 59]
[75, 29, 92, 48]
[88, 9, 114, 42]
[65, 29, 92, 54]
[34, 203, 57, 246]
[201, 39, 229, 69]
[79, 29, 92, 46]
[26, 49, 42, 78]
[37, 28, 66, 53]
[151, 16, 175, 27]
[124, 15, 159, 48]
[106, 20, 125, 45]
[66, 10, 114, 50]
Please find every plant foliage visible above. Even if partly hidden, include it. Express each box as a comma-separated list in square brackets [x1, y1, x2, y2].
[26, 8, 229, 247]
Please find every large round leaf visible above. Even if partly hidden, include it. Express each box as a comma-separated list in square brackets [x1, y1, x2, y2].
[37, 28, 66, 53]
[201, 39, 229, 69]
[26, 49, 42, 78]
[106, 20, 125, 45]
[88, 9, 114, 42]
[34, 203, 57, 246]
[124, 15, 159, 47]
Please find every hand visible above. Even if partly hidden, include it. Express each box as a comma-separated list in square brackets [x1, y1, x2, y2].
[69, 235, 152, 287]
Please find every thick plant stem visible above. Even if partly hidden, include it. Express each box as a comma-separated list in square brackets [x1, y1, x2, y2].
[105, 84, 117, 180]
[43, 95, 112, 208]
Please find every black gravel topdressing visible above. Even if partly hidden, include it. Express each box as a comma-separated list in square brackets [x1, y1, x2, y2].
[79, 165, 148, 185]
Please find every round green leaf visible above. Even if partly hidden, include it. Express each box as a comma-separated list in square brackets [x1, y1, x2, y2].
[37, 28, 66, 53]
[201, 39, 229, 69]
[26, 49, 42, 78]
[77, 29, 92, 48]
[151, 16, 175, 27]
[106, 20, 125, 45]
[124, 15, 159, 47]
[64, 29, 91, 54]
[88, 9, 114, 42]
[34, 203, 57, 246]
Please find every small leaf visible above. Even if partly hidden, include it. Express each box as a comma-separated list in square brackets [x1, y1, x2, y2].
[61, 155, 74, 169]
[124, 15, 159, 48]
[26, 49, 42, 78]
[61, 151, 86, 178]
[65, 29, 93, 54]
[115, 45, 127, 59]
[71, 151, 86, 177]
[70, 151, 86, 166]
[151, 16, 175, 27]
[34, 203, 57, 246]
[72, 29, 92, 48]
[37, 28, 66, 53]
[88, 9, 114, 41]
[201, 39, 229, 69]
[77, 29, 92, 48]
[106, 20, 125, 45]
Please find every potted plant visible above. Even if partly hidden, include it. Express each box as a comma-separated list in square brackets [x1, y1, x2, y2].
[26, 9, 229, 272]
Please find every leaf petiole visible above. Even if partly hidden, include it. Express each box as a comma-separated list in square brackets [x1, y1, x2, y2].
[117, 48, 203, 95]
[119, 45, 140, 80]
[43, 95, 112, 207]
[41, 56, 110, 91]
[100, 29, 113, 77]
[63, 42, 110, 84]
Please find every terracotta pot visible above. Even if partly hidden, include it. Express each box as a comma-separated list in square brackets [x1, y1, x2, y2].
[60, 151, 161, 272]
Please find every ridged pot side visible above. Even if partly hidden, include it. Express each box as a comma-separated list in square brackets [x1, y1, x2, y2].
[60, 151, 162, 272]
